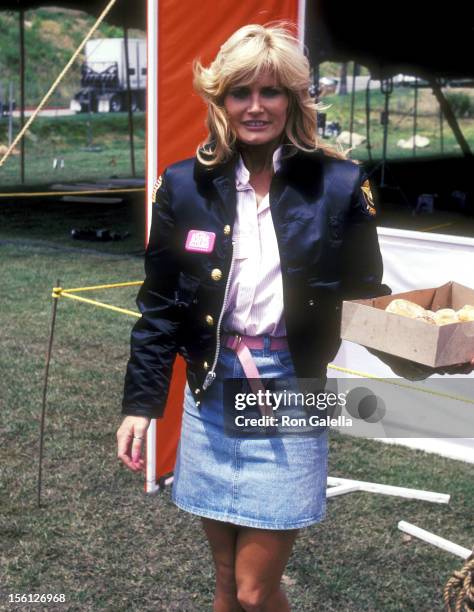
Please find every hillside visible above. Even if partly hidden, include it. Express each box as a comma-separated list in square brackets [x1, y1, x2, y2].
[0, 7, 145, 108]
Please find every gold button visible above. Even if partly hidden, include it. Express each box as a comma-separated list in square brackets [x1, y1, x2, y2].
[203, 361, 209, 370]
[195, 388, 200, 394]
[205, 315, 214, 326]
[223, 225, 231, 236]
[211, 268, 222, 281]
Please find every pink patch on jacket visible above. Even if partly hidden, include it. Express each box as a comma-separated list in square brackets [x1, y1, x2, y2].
[185, 229, 216, 253]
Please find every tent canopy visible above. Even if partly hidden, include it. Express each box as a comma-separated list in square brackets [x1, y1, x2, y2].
[307, 0, 473, 80]
[2, 1, 472, 79]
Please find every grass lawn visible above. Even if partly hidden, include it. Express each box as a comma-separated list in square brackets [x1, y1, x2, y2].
[0, 114, 145, 187]
[1, 229, 473, 610]
[320, 88, 474, 161]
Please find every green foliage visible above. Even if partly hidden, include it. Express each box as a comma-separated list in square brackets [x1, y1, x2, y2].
[445, 92, 474, 118]
[0, 8, 144, 107]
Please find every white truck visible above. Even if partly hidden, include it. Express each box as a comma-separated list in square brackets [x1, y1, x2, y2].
[70, 38, 146, 113]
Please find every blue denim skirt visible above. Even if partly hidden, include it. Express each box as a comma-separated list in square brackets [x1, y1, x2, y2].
[171, 337, 328, 530]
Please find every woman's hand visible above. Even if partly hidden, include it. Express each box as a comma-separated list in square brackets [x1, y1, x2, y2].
[116, 415, 151, 472]
[434, 357, 474, 376]
[368, 349, 474, 380]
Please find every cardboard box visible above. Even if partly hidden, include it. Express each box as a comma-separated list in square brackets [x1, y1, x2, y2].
[341, 281, 474, 367]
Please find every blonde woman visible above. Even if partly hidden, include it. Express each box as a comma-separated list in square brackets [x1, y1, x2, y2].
[117, 23, 390, 611]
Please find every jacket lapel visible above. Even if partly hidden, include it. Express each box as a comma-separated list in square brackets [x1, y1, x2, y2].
[269, 149, 324, 220]
[193, 147, 325, 225]
[194, 151, 238, 226]
[211, 175, 237, 227]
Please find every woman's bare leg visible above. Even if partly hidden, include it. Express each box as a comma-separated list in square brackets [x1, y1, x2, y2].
[201, 517, 244, 612]
[234, 527, 299, 612]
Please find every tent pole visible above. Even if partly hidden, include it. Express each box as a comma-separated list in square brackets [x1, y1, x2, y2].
[365, 77, 372, 162]
[339, 62, 348, 96]
[313, 63, 320, 104]
[8, 82, 14, 146]
[349, 62, 357, 149]
[297, 0, 307, 49]
[38, 279, 61, 508]
[19, 9, 26, 184]
[429, 77, 472, 157]
[439, 105, 444, 154]
[123, 26, 136, 178]
[413, 77, 418, 157]
[380, 78, 393, 187]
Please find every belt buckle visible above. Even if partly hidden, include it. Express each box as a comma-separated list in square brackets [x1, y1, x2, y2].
[231, 333, 242, 351]
[225, 333, 242, 351]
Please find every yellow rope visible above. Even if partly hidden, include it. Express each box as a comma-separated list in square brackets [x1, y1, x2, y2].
[0, 188, 145, 199]
[54, 281, 143, 294]
[52, 282, 143, 316]
[328, 363, 474, 405]
[421, 222, 454, 232]
[0, 0, 118, 169]
[50, 282, 474, 406]
[55, 291, 140, 318]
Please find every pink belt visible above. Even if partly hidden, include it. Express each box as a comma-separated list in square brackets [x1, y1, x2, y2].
[222, 333, 289, 418]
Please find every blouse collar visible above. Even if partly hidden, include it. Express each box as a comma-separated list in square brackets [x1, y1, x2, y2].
[235, 145, 283, 189]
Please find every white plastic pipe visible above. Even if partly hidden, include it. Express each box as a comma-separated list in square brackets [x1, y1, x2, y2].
[327, 476, 450, 504]
[326, 483, 360, 498]
[398, 521, 472, 559]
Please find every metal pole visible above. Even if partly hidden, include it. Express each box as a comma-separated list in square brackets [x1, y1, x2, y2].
[429, 77, 472, 157]
[439, 105, 444, 154]
[136, 41, 141, 94]
[413, 77, 418, 157]
[313, 63, 320, 104]
[19, 9, 26, 184]
[123, 26, 136, 178]
[38, 280, 61, 508]
[339, 62, 348, 96]
[365, 77, 372, 162]
[8, 82, 14, 146]
[381, 79, 393, 187]
[349, 62, 357, 149]
[87, 90, 93, 148]
[382, 92, 388, 186]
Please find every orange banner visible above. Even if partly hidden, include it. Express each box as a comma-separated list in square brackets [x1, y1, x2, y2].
[157, 0, 299, 172]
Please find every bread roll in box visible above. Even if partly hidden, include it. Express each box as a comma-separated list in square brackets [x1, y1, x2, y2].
[341, 281, 474, 367]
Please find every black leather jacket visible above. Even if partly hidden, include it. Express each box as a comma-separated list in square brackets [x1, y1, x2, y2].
[121, 148, 391, 419]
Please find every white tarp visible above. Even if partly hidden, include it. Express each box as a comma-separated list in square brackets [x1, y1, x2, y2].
[332, 227, 474, 463]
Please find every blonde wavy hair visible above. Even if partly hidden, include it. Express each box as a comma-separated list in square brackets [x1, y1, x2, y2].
[193, 22, 348, 166]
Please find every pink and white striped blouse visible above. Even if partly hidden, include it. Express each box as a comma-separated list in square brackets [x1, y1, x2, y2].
[222, 146, 287, 337]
